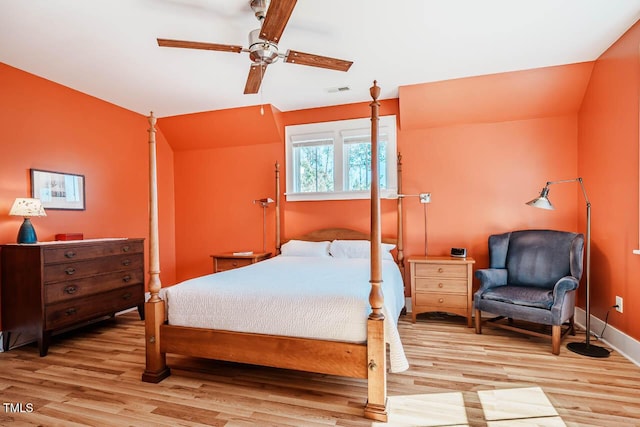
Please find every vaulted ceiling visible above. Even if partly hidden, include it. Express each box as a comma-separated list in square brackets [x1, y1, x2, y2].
[1, 1, 639, 117]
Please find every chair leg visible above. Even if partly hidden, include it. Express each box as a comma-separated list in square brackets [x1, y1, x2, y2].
[551, 325, 561, 355]
[569, 316, 576, 336]
[475, 309, 482, 334]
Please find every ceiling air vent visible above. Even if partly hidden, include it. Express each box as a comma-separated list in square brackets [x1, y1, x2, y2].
[326, 86, 351, 93]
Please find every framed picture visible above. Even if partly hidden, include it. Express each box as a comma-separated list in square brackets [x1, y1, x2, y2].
[30, 169, 86, 210]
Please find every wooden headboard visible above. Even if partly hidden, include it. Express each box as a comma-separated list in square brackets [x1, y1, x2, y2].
[288, 227, 397, 244]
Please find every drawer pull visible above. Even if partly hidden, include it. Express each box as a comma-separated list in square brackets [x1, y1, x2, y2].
[122, 292, 132, 300]
[121, 259, 132, 266]
[122, 245, 130, 252]
[438, 283, 444, 288]
[65, 267, 76, 275]
[438, 298, 444, 303]
[64, 285, 78, 295]
[438, 268, 444, 273]
[65, 308, 77, 316]
[65, 250, 76, 259]
[122, 275, 132, 283]
[232, 261, 238, 267]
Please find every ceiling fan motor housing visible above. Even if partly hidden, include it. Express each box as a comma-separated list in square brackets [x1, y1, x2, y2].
[248, 28, 279, 64]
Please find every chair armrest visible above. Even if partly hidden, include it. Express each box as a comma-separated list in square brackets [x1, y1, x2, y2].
[552, 276, 579, 301]
[474, 268, 508, 292]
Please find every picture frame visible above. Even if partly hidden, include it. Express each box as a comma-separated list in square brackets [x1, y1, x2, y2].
[30, 168, 86, 210]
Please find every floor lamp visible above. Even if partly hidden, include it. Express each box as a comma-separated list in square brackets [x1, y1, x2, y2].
[254, 197, 274, 253]
[527, 177, 609, 358]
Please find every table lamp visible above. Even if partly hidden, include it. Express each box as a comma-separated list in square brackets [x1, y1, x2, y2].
[9, 197, 47, 244]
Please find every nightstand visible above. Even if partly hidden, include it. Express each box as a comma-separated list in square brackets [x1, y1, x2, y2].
[210, 252, 271, 273]
[408, 256, 475, 327]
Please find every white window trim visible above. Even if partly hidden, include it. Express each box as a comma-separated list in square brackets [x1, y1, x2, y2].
[285, 115, 397, 202]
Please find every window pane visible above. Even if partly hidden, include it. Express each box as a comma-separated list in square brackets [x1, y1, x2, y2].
[294, 143, 334, 192]
[345, 140, 387, 191]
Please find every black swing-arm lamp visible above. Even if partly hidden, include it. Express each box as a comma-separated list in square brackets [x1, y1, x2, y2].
[527, 177, 609, 357]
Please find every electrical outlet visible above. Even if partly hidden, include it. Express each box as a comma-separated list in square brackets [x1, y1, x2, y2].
[419, 193, 431, 203]
[615, 296, 623, 313]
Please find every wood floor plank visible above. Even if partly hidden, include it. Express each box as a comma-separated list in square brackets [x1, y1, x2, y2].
[1, 312, 639, 426]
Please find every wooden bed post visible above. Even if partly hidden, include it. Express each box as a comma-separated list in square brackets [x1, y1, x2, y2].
[364, 81, 388, 421]
[396, 153, 405, 278]
[142, 112, 170, 383]
[275, 161, 281, 255]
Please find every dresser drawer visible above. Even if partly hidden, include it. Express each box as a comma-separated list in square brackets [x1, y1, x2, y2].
[415, 293, 467, 309]
[414, 277, 467, 294]
[43, 254, 143, 283]
[45, 284, 144, 330]
[43, 240, 143, 264]
[45, 269, 144, 304]
[413, 263, 467, 279]
[215, 257, 253, 271]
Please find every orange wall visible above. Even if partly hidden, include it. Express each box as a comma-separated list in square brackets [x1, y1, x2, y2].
[166, 79, 581, 293]
[0, 63, 177, 328]
[578, 21, 640, 340]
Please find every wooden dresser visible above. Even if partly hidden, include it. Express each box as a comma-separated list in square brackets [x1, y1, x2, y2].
[210, 252, 271, 273]
[408, 256, 475, 327]
[1, 238, 145, 356]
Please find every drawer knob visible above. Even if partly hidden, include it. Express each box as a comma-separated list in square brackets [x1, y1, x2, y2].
[232, 261, 238, 266]
[438, 283, 444, 288]
[438, 267, 444, 273]
[65, 308, 77, 316]
[122, 275, 132, 283]
[65, 267, 76, 275]
[122, 259, 132, 266]
[64, 285, 78, 295]
[122, 245, 130, 252]
[438, 298, 444, 303]
[65, 251, 76, 259]
[122, 292, 132, 300]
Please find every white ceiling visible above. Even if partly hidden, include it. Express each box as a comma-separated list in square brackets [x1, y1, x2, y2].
[1, 1, 639, 118]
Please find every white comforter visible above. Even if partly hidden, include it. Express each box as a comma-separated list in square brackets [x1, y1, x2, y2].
[163, 255, 409, 373]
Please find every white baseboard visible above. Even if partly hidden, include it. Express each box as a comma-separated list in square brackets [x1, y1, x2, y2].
[574, 307, 640, 367]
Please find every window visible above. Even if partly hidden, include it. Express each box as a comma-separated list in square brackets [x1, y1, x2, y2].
[285, 116, 397, 201]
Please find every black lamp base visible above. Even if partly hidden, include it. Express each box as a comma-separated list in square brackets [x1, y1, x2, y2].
[567, 341, 610, 358]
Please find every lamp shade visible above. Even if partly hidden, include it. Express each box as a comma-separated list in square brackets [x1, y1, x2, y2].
[526, 187, 554, 210]
[9, 198, 47, 217]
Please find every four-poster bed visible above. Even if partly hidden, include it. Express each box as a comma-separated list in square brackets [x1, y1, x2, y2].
[141, 82, 405, 421]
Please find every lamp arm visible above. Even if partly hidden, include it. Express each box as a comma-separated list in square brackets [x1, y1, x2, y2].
[546, 177, 590, 206]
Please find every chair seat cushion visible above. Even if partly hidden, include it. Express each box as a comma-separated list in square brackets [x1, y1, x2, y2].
[480, 285, 553, 310]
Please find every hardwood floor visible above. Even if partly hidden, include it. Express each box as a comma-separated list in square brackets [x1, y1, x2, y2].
[1, 311, 639, 426]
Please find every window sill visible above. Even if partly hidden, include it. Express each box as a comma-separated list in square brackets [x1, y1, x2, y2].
[285, 189, 398, 202]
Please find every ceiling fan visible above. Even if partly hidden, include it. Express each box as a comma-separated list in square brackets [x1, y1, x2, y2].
[157, 0, 353, 94]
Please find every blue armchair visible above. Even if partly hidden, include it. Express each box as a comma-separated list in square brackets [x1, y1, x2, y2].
[474, 229, 585, 354]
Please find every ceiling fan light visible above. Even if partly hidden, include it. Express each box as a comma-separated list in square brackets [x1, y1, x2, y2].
[248, 28, 279, 64]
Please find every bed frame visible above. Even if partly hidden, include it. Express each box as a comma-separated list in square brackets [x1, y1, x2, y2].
[141, 82, 402, 421]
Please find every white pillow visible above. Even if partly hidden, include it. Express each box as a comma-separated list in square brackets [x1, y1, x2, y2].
[329, 240, 396, 260]
[280, 240, 331, 257]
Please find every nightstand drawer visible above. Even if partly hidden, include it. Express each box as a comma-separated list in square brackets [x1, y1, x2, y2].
[211, 252, 271, 273]
[414, 263, 467, 279]
[216, 257, 253, 271]
[415, 293, 467, 309]
[414, 277, 467, 294]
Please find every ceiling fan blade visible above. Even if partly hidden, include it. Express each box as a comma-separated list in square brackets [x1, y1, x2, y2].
[244, 63, 268, 94]
[259, 0, 297, 44]
[157, 38, 243, 53]
[284, 50, 353, 72]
